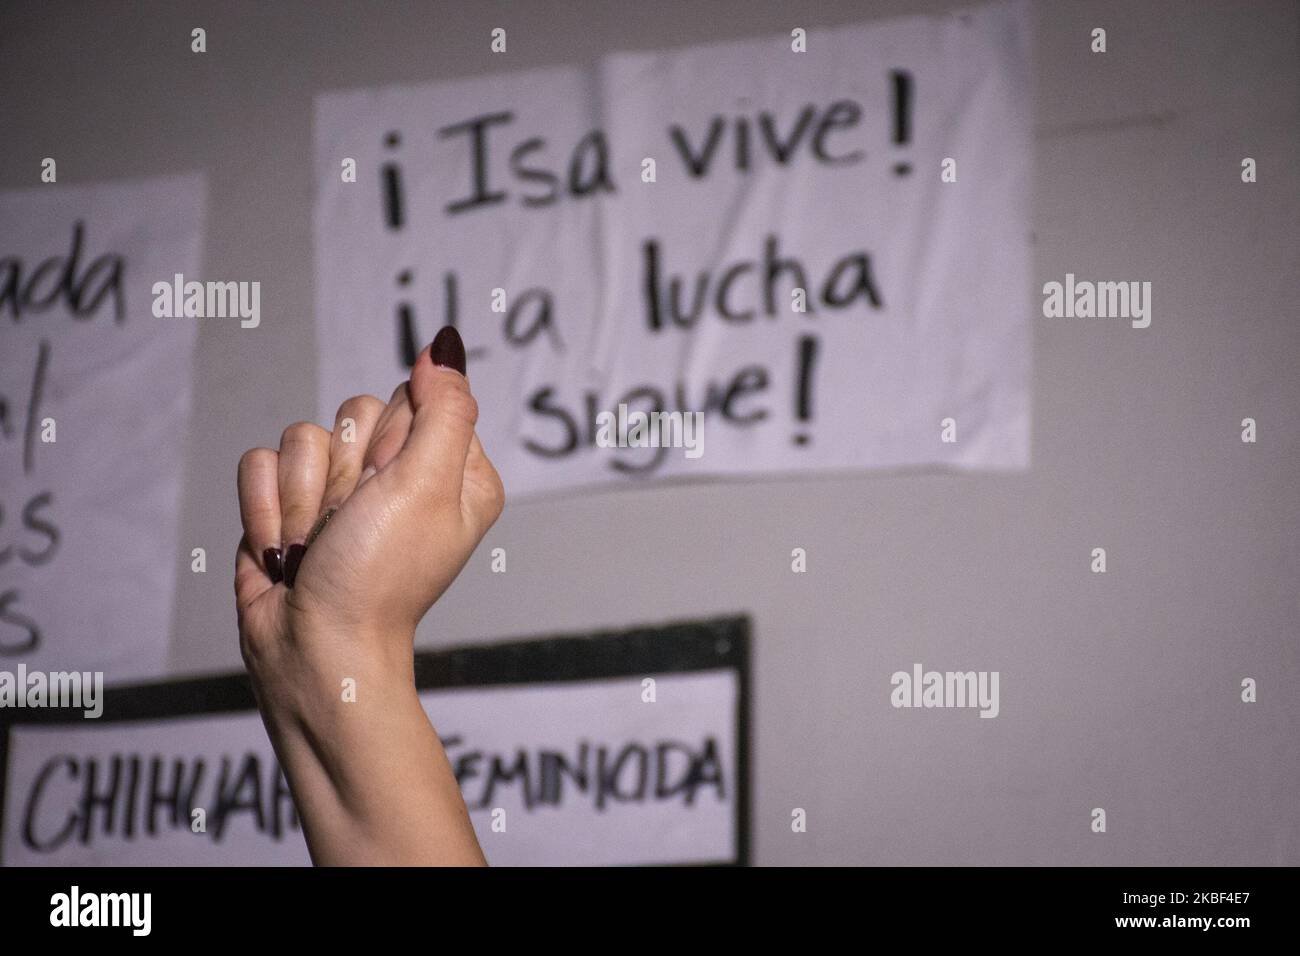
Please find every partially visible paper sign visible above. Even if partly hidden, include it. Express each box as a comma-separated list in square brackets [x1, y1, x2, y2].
[0, 174, 206, 682]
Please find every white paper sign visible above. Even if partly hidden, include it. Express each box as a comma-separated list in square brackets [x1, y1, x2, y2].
[314, 1, 1030, 497]
[2, 671, 739, 866]
[0, 174, 205, 681]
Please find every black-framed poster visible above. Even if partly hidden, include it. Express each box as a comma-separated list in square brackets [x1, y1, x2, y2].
[1, 616, 750, 866]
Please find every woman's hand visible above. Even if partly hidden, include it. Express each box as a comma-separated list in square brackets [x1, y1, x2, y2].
[233, 327, 504, 866]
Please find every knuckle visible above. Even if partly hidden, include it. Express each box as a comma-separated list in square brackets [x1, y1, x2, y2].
[484, 464, 505, 512]
[484, 492, 505, 527]
[466, 464, 506, 528]
[280, 421, 328, 448]
[487, 480, 506, 523]
[441, 389, 479, 429]
[335, 395, 382, 427]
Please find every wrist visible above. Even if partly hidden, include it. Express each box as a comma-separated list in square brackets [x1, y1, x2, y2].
[251, 626, 433, 837]
[249, 621, 419, 747]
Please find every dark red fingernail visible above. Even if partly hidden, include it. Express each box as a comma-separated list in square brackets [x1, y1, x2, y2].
[429, 325, 466, 376]
[263, 547, 284, 584]
[283, 544, 307, 588]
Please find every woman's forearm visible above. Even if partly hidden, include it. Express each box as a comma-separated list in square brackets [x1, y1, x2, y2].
[255, 630, 486, 867]
[235, 327, 503, 865]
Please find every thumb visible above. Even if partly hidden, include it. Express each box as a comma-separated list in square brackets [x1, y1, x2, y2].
[398, 327, 477, 493]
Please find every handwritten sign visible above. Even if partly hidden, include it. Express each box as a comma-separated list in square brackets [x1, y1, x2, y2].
[313, 1, 1031, 497]
[0, 174, 205, 681]
[0, 618, 750, 866]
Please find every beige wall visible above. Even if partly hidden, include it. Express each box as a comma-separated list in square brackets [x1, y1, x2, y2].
[3, 0, 1297, 864]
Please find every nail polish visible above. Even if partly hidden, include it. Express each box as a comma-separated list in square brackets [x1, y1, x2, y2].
[263, 547, 284, 585]
[429, 325, 467, 376]
[283, 543, 307, 588]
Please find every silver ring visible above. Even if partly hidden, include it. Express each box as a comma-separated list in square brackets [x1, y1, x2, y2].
[306, 507, 337, 547]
